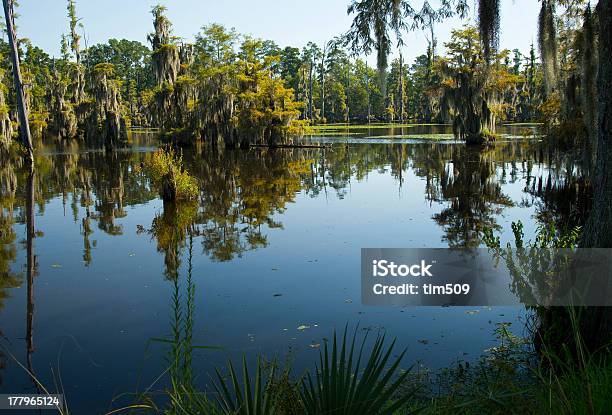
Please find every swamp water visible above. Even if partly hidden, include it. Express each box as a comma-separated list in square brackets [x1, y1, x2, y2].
[0, 124, 585, 412]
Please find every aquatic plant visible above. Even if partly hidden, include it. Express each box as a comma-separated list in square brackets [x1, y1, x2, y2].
[213, 357, 280, 415]
[300, 326, 418, 415]
[141, 147, 199, 202]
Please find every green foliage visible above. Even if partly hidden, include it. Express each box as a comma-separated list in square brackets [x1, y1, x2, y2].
[420, 322, 533, 415]
[84, 38, 155, 116]
[533, 309, 612, 415]
[483, 219, 581, 252]
[195, 23, 238, 66]
[213, 356, 280, 415]
[535, 358, 612, 414]
[300, 326, 419, 415]
[92, 62, 115, 77]
[234, 54, 304, 143]
[434, 26, 521, 142]
[140, 147, 199, 201]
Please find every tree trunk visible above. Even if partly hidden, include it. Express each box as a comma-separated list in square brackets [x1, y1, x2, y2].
[308, 61, 314, 123]
[566, 0, 612, 356]
[399, 51, 405, 123]
[583, 0, 612, 248]
[346, 64, 351, 123]
[25, 169, 36, 381]
[2, 0, 33, 165]
[366, 60, 371, 123]
[320, 44, 327, 123]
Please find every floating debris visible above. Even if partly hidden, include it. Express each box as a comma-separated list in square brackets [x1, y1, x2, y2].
[344, 299, 352, 303]
[309, 343, 321, 349]
[418, 339, 429, 345]
[51, 263, 62, 268]
[273, 293, 283, 297]
[297, 324, 310, 331]
[466, 310, 480, 315]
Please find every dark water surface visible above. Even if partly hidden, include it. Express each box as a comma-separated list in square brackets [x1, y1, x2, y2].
[0, 125, 585, 413]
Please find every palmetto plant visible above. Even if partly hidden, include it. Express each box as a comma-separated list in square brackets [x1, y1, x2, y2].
[210, 326, 419, 415]
[213, 356, 279, 415]
[300, 326, 419, 415]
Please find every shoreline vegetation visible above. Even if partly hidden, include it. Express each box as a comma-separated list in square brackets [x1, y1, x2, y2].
[6, 318, 610, 414]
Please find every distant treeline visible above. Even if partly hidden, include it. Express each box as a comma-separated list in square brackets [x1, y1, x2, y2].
[0, 1, 589, 149]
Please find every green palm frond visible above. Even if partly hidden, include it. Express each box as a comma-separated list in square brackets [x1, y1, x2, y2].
[300, 325, 420, 415]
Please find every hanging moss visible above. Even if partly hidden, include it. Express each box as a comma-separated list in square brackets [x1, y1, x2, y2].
[436, 27, 516, 145]
[195, 70, 235, 147]
[151, 44, 180, 86]
[48, 72, 78, 139]
[0, 79, 12, 154]
[83, 63, 129, 150]
[478, 0, 501, 61]
[148, 6, 180, 87]
[538, 0, 558, 96]
[146, 6, 195, 136]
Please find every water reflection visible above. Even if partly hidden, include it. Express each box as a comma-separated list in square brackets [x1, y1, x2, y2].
[0, 133, 594, 412]
[25, 170, 39, 391]
[433, 147, 513, 248]
[0, 138, 592, 265]
[148, 201, 198, 279]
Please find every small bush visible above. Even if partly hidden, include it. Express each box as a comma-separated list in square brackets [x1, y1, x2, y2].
[141, 147, 199, 202]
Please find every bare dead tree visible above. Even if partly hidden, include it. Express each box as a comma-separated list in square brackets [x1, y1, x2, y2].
[2, 0, 34, 166]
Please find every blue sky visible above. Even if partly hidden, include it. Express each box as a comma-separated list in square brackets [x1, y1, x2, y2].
[15, 1, 541, 65]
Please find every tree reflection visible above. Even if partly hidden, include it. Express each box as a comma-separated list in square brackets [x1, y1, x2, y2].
[0, 136, 587, 270]
[148, 201, 198, 279]
[191, 149, 311, 261]
[432, 146, 513, 248]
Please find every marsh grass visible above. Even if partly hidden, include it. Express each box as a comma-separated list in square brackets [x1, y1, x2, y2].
[533, 309, 612, 415]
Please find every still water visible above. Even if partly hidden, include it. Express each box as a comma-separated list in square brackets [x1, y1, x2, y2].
[0, 125, 585, 412]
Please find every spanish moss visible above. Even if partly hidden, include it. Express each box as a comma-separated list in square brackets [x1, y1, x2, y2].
[478, 0, 500, 62]
[538, 0, 558, 96]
